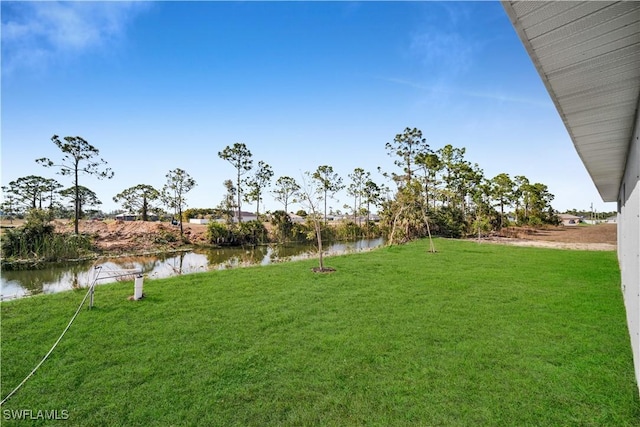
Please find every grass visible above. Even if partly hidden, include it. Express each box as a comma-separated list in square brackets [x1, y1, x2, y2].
[1, 239, 638, 426]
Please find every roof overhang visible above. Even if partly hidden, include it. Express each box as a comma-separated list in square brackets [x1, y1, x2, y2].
[502, 1, 640, 202]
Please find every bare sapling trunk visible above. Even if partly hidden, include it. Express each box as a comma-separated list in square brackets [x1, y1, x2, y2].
[314, 217, 324, 270]
[421, 209, 436, 253]
[298, 172, 335, 273]
[389, 204, 405, 245]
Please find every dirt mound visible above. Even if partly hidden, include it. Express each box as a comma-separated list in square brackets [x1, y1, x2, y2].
[53, 219, 209, 252]
[490, 223, 617, 250]
[499, 224, 616, 244]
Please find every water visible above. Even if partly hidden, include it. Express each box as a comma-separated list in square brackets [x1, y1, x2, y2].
[0, 238, 385, 300]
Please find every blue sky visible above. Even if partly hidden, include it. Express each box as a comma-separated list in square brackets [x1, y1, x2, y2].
[1, 1, 616, 215]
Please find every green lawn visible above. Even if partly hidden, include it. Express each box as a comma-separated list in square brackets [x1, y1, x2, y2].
[1, 239, 638, 426]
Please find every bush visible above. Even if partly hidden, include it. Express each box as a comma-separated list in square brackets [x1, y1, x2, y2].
[291, 223, 313, 243]
[153, 230, 178, 244]
[1, 209, 93, 262]
[363, 221, 381, 238]
[206, 220, 269, 246]
[271, 210, 293, 242]
[237, 220, 269, 245]
[333, 221, 364, 240]
[207, 222, 235, 245]
[432, 206, 466, 238]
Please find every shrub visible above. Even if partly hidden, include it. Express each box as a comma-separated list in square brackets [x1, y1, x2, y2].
[363, 221, 381, 238]
[432, 206, 466, 238]
[271, 210, 293, 242]
[237, 220, 269, 245]
[153, 230, 178, 244]
[1, 209, 93, 263]
[206, 221, 269, 246]
[291, 223, 313, 243]
[207, 222, 234, 245]
[333, 221, 364, 240]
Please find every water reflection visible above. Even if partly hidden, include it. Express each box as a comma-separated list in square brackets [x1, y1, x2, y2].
[1, 238, 384, 300]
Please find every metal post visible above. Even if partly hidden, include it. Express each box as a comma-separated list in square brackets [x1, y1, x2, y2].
[87, 266, 142, 307]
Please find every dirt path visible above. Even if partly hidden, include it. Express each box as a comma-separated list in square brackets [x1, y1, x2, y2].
[481, 223, 617, 251]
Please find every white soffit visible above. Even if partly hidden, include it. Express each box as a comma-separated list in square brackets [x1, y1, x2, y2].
[502, 1, 640, 202]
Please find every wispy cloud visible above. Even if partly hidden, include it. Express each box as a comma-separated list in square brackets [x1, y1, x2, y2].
[381, 77, 552, 108]
[409, 30, 475, 76]
[1, 1, 149, 75]
[407, 3, 480, 78]
[386, 3, 550, 109]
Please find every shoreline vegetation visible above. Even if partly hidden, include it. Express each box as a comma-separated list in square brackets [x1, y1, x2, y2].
[0, 214, 383, 270]
[0, 212, 617, 270]
[1, 239, 637, 425]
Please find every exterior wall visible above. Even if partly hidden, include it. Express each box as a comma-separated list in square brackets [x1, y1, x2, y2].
[619, 107, 640, 393]
[233, 215, 258, 223]
[189, 218, 209, 225]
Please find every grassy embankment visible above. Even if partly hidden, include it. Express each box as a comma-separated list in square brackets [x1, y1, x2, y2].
[1, 239, 638, 426]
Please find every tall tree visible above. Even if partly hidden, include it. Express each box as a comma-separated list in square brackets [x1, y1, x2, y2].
[59, 186, 102, 219]
[312, 165, 344, 224]
[0, 186, 18, 221]
[347, 168, 369, 224]
[385, 127, 430, 184]
[244, 160, 273, 217]
[437, 144, 467, 208]
[415, 152, 442, 209]
[513, 175, 531, 224]
[218, 179, 238, 225]
[218, 143, 253, 222]
[469, 178, 494, 240]
[273, 176, 300, 213]
[456, 162, 484, 220]
[490, 173, 515, 229]
[36, 135, 113, 234]
[113, 184, 161, 221]
[42, 178, 63, 213]
[5, 175, 62, 211]
[162, 168, 196, 237]
[362, 178, 382, 224]
[528, 182, 556, 224]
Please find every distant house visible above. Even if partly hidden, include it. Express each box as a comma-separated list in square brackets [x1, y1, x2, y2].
[232, 211, 258, 223]
[356, 214, 381, 223]
[558, 214, 581, 226]
[288, 213, 306, 223]
[368, 214, 381, 222]
[336, 214, 381, 224]
[115, 212, 158, 221]
[115, 213, 137, 221]
[606, 215, 618, 224]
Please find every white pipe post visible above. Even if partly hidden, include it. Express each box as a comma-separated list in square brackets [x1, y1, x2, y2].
[134, 275, 144, 300]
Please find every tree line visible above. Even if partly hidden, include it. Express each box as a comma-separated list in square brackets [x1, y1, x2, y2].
[380, 127, 557, 243]
[2, 129, 558, 246]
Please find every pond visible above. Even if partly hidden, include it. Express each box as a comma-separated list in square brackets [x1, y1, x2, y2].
[0, 238, 385, 300]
